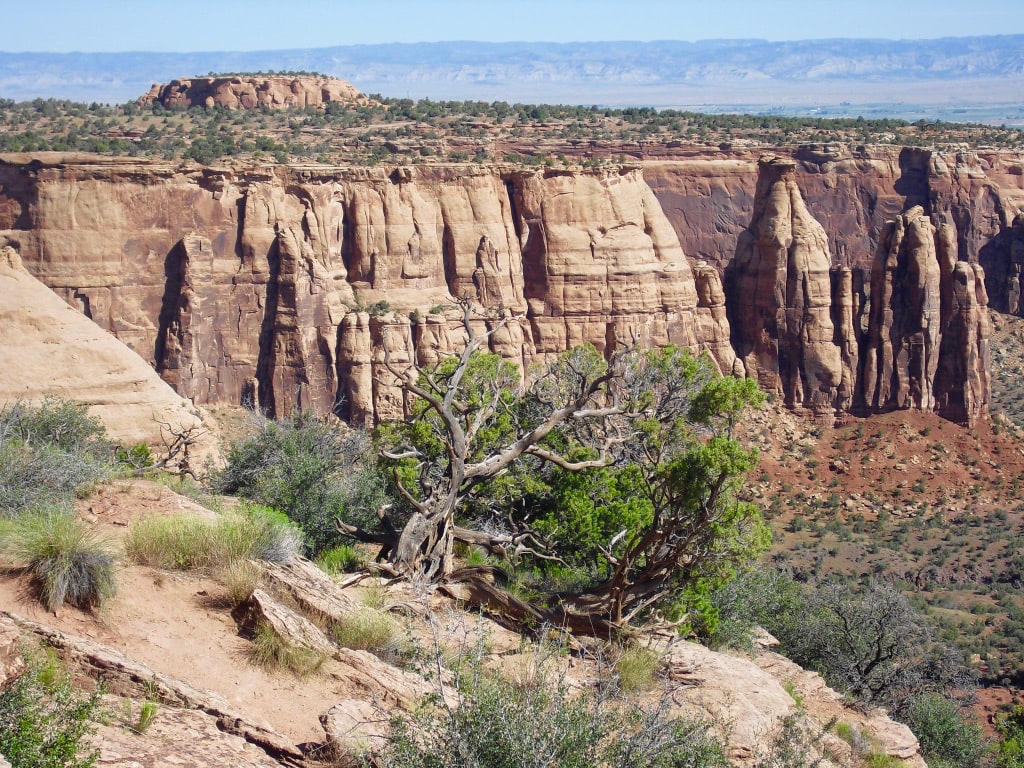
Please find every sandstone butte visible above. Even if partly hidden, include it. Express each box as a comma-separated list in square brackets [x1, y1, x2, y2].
[0, 144, 1021, 438]
[137, 75, 368, 111]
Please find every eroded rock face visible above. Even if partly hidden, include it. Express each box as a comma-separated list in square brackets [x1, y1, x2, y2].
[863, 207, 945, 413]
[0, 152, 1007, 426]
[729, 159, 993, 424]
[731, 156, 845, 419]
[862, 208, 991, 424]
[0, 245, 215, 454]
[138, 75, 365, 111]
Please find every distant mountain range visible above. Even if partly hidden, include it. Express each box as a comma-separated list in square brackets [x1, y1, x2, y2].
[2, 37, 1023, 122]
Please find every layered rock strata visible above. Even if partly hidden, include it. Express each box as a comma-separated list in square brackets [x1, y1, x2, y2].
[0, 149, 1013, 426]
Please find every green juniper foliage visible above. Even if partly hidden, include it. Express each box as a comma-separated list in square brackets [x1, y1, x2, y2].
[0, 652, 102, 768]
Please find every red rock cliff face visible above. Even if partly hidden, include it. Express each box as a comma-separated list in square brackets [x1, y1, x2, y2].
[0, 158, 725, 424]
[0, 148, 1017, 426]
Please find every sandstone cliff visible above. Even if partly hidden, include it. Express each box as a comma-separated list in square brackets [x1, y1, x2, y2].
[731, 156, 845, 419]
[0, 245, 214, 454]
[138, 75, 366, 111]
[0, 147, 1019, 426]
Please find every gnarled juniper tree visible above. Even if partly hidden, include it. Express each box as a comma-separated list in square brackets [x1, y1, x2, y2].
[338, 307, 769, 637]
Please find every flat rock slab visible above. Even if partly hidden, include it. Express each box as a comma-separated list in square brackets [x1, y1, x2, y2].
[93, 699, 284, 768]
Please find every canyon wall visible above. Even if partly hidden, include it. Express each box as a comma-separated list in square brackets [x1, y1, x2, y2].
[0, 146, 1020, 426]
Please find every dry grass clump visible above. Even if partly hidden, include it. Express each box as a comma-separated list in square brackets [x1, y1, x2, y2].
[614, 645, 661, 693]
[251, 621, 327, 678]
[331, 605, 406, 662]
[3, 508, 116, 610]
[216, 559, 263, 608]
[124, 503, 302, 571]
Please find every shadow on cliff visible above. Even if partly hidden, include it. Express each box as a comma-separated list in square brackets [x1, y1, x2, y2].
[154, 240, 186, 378]
[255, 240, 280, 418]
[893, 148, 931, 213]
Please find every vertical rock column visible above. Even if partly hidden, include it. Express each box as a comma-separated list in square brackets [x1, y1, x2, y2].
[934, 262, 992, 425]
[730, 155, 845, 419]
[693, 261, 739, 375]
[862, 207, 943, 412]
[863, 206, 990, 424]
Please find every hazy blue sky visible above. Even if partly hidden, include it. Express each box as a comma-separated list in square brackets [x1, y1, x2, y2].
[6, 0, 1022, 52]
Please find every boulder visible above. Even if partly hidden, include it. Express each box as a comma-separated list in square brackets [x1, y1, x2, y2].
[320, 699, 390, 766]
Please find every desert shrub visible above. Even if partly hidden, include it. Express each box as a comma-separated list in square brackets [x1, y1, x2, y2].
[615, 645, 660, 693]
[705, 564, 806, 651]
[251, 621, 326, 677]
[125, 503, 302, 571]
[0, 399, 111, 515]
[995, 705, 1024, 767]
[754, 713, 830, 768]
[380, 642, 729, 768]
[712, 568, 971, 714]
[316, 543, 366, 575]
[900, 693, 986, 768]
[1, 398, 107, 454]
[0, 651, 102, 768]
[330, 606, 405, 661]
[215, 413, 384, 554]
[4, 508, 116, 610]
[114, 443, 154, 471]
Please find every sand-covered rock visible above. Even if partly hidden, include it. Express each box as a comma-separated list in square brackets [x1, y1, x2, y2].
[0, 246, 215, 454]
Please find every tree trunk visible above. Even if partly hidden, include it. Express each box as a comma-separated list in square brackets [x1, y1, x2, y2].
[391, 508, 455, 581]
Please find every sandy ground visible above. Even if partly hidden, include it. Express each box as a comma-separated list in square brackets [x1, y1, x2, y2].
[0, 480, 362, 746]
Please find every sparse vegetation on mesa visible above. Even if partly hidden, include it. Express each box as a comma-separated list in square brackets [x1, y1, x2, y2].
[0, 91, 1020, 168]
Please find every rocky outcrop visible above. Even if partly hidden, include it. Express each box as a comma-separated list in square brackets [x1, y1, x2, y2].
[862, 207, 991, 424]
[665, 640, 926, 767]
[0, 150, 1014, 426]
[731, 156, 845, 419]
[0, 245, 216, 453]
[138, 75, 365, 111]
[5, 611, 305, 764]
[730, 160, 992, 424]
[0, 615, 24, 691]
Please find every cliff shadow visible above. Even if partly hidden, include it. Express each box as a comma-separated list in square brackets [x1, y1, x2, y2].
[255, 239, 280, 419]
[154, 239, 187, 376]
[894, 148, 931, 214]
[979, 228, 1013, 313]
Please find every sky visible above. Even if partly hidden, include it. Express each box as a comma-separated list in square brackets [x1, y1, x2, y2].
[3, 0, 1022, 52]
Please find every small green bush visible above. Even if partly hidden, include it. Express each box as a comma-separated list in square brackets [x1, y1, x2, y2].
[0, 399, 111, 515]
[316, 543, 365, 575]
[114, 443, 154, 471]
[1, 398, 107, 454]
[901, 693, 986, 768]
[215, 413, 380, 554]
[4, 509, 116, 610]
[0, 651, 102, 768]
